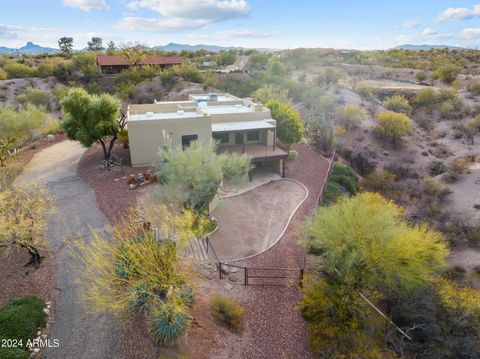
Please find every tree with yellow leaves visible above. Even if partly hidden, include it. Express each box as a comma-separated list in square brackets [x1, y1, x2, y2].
[0, 186, 51, 267]
[72, 205, 201, 344]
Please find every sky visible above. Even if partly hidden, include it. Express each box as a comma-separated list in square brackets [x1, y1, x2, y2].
[0, 0, 480, 50]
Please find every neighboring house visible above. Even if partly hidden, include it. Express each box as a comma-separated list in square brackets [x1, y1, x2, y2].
[127, 93, 288, 176]
[96, 55, 183, 74]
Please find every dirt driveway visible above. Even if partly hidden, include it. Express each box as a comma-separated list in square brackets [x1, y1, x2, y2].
[210, 179, 308, 262]
[15, 140, 120, 359]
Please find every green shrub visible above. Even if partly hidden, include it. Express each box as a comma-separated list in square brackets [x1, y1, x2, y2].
[210, 295, 244, 331]
[430, 161, 447, 176]
[323, 181, 343, 205]
[288, 149, 299, 160]
[0, 71, 7, 80]
[374, 111, 413, 142]
[435, 65, 460, 84]
[0, 296, 45, 347]
[330, 163, 359, 194]
[16, 87, 51, 110]
[383, 94, 412, 115]
[468, 81, 480, 96]
[415, 88, 438, 109]
[147, 301, 188, 344]
[416, 71, 427, 82]
[127, 282, 152, 314]
[3, 62, 37, 78]
[0, 347, 29, 359]
[175, 285, 195, 307]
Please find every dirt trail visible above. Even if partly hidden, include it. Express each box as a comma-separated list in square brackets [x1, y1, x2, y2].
[15, 140, 120, 359]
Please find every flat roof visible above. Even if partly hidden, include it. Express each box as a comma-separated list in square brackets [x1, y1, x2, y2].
[190, 93, 240, 102]
[212, 120, 275, 132]
[129, 111, 202, 121]
[202, 105, 254, 115]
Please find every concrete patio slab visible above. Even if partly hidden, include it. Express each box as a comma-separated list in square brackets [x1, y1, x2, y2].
[209, 179, 308, 262]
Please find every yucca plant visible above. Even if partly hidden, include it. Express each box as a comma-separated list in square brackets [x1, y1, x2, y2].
[175, 285, 195, 307]
[147, 301, 188, 344]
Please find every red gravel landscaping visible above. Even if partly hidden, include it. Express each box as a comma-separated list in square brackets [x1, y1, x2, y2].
[77, 142, 153, 225]
[224, 143, 332, 359]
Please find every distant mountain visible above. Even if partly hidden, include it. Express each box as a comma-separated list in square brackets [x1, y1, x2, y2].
[154, 42, 275, 52]
[0, 42, 59, 54]
[390, 44, 463, 51]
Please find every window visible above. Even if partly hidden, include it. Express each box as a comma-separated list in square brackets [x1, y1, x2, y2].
[246, 130, 260, 141]
[213, 132, 229, 144]
[181, 134, 198, 149]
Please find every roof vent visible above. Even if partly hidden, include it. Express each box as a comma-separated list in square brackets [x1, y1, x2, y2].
[208, 93, 218, 101]
[177, 110, 185, 115]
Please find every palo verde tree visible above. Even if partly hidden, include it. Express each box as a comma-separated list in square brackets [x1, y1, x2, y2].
[265, 99, 304, 150]
[58, 36, 73, 54]
[61, 87, 124, 162]
[299, 192, 448, 356]
[336, 104, 366, 130]
[0, 186, 51, 267]
[374, 111, 413, 143]
[158, 141, 252, 214]
[121, 44, 146, 67]
[72, 206, 198, 344]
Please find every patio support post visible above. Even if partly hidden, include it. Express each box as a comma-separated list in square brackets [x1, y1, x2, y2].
[273, 128, 276, 152]
[282, 158, 286, 178]
[242, 131, 245, 154]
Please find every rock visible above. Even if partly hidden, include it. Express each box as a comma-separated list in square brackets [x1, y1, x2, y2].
[228, 275, 238, 283]
[229, 267, 238, 273]
[47, 304, 51, 309]
[43, 308, 49, 315]
[382, 151, 389, 156]
[224, 283, 233, 290]
[41, 334, 47, 339]
[220, 266, 229, 275]
[45, 301, 51, 305]
[33, 348, 40, 353]
[421, 151, 429, 156]
[47, 134, 54, 142]
[37, 331, 41, 336]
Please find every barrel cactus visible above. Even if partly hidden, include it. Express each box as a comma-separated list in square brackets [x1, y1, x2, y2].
[147, 301, 188, 344]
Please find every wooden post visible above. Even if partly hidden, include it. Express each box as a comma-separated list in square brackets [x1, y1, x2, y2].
[299, 269, 304, 288]
[244, 267, 248, 286]
[282, 159, 286, 178]
[273, 128, 276, 152]
[219, 263, 222, 279]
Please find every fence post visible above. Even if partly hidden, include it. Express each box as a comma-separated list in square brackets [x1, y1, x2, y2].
[244, 267, 248, 286]
[219, 263, 222, 280]
[206, 237, 209, 254]
[299, 269, 304, 288]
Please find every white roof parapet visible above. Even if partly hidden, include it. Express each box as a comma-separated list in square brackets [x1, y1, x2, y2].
[211, 120, 275, 132]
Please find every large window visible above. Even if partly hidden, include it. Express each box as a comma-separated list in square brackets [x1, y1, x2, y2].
[246, 130, 260, 142]
[213, 132, 229, 144]
[181, 134, 198, 149]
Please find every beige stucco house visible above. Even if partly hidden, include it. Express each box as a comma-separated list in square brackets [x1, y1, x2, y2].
[127, 93, 288, 176]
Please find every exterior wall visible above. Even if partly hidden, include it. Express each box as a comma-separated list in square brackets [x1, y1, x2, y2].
[128, 115, 212, 167]
[208, 109, 272, 123]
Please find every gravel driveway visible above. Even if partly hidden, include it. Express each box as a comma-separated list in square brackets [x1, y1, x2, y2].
[15, 141, 120, 359]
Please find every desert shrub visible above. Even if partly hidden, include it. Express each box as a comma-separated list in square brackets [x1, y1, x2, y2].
[421, 178, 451, 201]
[415, 88, 438, 109]
[0, 296, 45, 347]
[127, 282, 152, 314]
[252, 83, 289, 104]
[72, 52, 98, 80]
[416, 71, 427, 82]
[0, 71, 7, 80]
[288, 149, 298, 160]
[16, 87, 51, 110]
[430, 161, 447, 176]
[336, 104, 366, 129]
[210, 295, 244, 331]
[147, 301, 188, 344]
[435, 65, 460, 84]
[172, 64, 203, 83]
[383, 94, 412, 115]
[329, 163, 359, 194]
[0, 347, 29, 359]
[323, 181, 343, 205]
[175, 285, 195, 307]
[356, 86, 375, 100]
[468, 81, 480, 96]
[438, 88, 457, 102]
[363, 168, 397, 195]
[374, 111, 413, 142]
[159, 68, 178, 89]
[3, 61, 37, 78]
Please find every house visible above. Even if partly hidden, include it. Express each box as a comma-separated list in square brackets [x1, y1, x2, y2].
[96, 55, 183, 74]
[127, 93, 288, 176]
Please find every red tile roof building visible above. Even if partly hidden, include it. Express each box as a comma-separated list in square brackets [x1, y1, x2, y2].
[96, 55, 183, 73]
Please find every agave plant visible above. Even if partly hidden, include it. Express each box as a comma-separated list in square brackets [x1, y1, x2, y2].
[147, 301, 188, 344]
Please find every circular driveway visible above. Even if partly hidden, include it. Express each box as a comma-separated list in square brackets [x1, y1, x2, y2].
[209, 179, 308, 262]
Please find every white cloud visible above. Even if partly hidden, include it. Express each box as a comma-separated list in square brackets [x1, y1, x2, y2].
[422, 28, 437, 36]
[127, 0, 250, 22]
[402, 19, 420, 29]
[116, 17, 207, 32]
[434, 4, 480, 23]
[461, 27, 480, 39]
[62, 0, 108, 11]
[395, 35, 410, 44]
